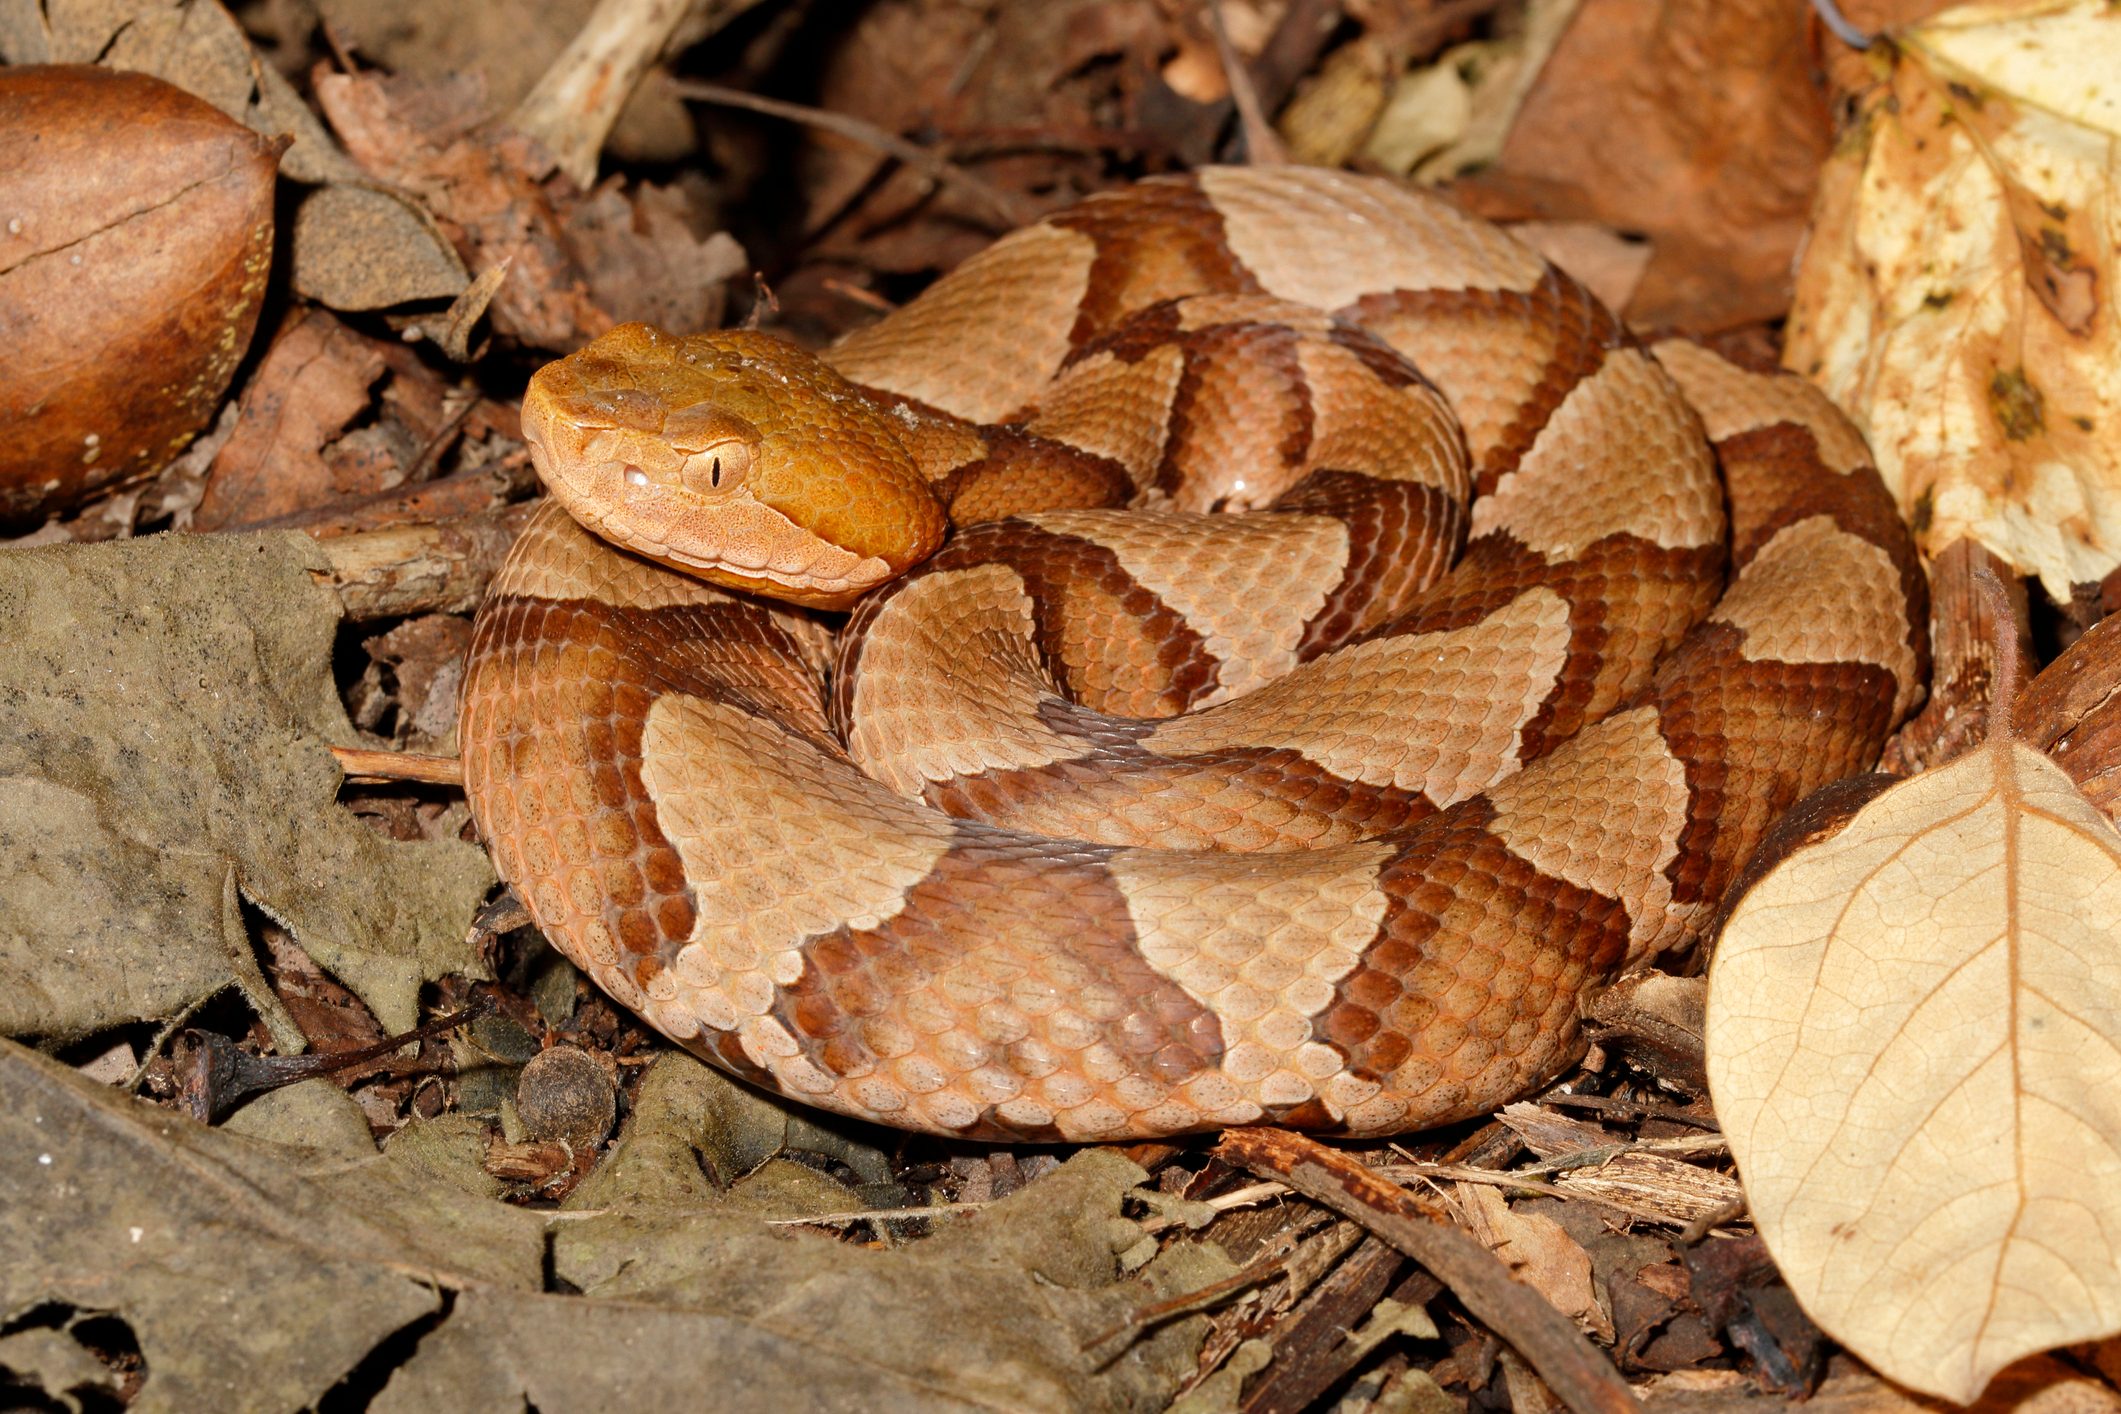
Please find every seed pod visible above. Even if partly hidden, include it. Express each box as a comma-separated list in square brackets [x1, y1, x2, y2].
[0, 65, 282, 524]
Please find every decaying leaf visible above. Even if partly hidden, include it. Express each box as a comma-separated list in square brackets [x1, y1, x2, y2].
[1707, 723, 2121, 1400]
[0, 528, 493, 1043]
[0, 1042, 1228, 1411]
[1786, 0, 2121, 604]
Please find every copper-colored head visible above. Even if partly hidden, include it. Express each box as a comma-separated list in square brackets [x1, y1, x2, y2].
[522, 323, 948, 608]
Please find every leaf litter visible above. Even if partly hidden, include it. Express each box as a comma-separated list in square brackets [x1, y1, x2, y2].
[12, 0, 2121, 1408]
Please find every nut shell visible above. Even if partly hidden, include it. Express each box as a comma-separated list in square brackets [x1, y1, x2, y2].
[0, 65, 282, 524]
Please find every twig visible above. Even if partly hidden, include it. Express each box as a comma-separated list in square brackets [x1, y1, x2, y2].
[1676, 1196, 1748, 1246]
[763, 1201, 988, 1227]
[180, 992, 495, 1123]
[1084, 1250, 1292, 1352]
[1215, 1128, 1640, 1414]
[1808, 0, 1876, 50]
[666, 78, 1038, 228]
[1247, 0, 1344, 116]
[402, 393, 482, 486]
[511, 0, 708, 187]
[1378, 1164, 1709, 1229]
[1205, 0, 1289, 165]
[331, 746, 465, 788]
[1538, 1091, 1721, 1129]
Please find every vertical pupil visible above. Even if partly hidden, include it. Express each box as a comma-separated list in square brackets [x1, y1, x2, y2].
[711, 456, 721, 487]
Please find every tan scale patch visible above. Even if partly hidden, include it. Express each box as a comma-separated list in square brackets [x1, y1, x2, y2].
[1201, 166, 1547, 308]
[884, 403, 993, 481]
[826, 223, 1097, 423]
[1021, 345, 1185, 483]
[1471, 349, 1722, 557]
[639, 692, 954, 1038]
[1144, 586, 1575, 801]
[1110, 842, 1396, 1124]
[496, 501, 741, 610]
[1483, 705, 1689, 953]
[846, 562, 1097, 792]
[1713, 514, 1923, 717]
[1297, 340, 1468, 494]
[1025, 509, 1349, 701]
[1651, 339, 1873, 476]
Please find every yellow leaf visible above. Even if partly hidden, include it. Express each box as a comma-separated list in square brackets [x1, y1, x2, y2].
[1707, 736, 2121, 1403]
[1784, 0, 2121, 604]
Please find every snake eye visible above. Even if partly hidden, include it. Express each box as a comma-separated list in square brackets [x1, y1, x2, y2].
[680, 440, 750, 496]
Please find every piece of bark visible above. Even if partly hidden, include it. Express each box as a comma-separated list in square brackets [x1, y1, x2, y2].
[1215, 1128, 1640, 1414]
[1237, 1237, 1433, 1414]
[2015, 609, 2121, 822]
[1582, 973, 1706, 1093]
[1881, 537, 2034, 773]
[314, 500, 540, 620]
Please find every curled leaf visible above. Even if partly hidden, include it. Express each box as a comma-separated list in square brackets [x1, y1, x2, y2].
[1707, 730, 2121, 1402]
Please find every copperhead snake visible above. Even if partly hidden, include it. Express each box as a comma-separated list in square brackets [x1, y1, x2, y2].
[459, 167, 1928, 1142]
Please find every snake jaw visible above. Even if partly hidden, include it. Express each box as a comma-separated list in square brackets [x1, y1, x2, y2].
[519, 322, 946, 609]
[522, 399, 893, 608]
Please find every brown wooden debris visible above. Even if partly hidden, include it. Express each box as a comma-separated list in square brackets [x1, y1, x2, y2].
[1582, 972, 1706, 1093]
[313, 499, 541, 621]
[177, 992, 492, 1124]
[1214, 1127, 1641, 1414]
[1882, 537, 2035, 773]
[330, 747, 466, 789]
[2014, 607, 2121, 822]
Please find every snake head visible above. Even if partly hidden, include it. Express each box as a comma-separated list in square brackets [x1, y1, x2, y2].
[522, 323, 947, 609]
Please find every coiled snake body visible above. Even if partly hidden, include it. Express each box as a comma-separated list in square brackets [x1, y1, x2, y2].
[460, 167, 1927, 1141]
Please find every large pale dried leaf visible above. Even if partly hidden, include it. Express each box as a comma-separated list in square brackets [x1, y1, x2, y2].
[1707, 735, 2121, 1402]
[1786, 0, 2121, 604]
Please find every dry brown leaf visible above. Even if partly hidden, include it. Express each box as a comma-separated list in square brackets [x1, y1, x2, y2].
[1449, 0, 1830, 329]
[193, 310, 388, 530]
[1707, 723, 2121, 1401]
[1455, 1183, 1613, 1342]
[1786, 0, 2121, 605]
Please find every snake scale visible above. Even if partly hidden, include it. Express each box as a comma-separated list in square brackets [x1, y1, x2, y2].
[459, 167, 1928, 1142]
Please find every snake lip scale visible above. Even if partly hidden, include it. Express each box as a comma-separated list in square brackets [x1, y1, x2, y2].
[460, 166, 1928, 1142]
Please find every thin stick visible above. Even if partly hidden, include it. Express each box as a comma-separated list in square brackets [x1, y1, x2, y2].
[666, 79, 1038, 228]
[1216, 1128, 1641, 1414]
[1978, 565, 2024, 734]
[511, 0, 703, 187]
[1205, 0, 1289, 165]
[332, 746, 465, 788]
[1809, 0, 1876, 50]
